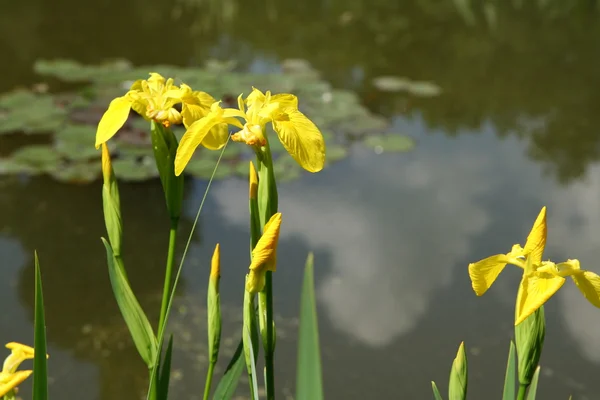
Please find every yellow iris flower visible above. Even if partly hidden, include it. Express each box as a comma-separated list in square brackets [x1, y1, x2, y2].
[246, 213, 282, 293]
[468, 206, 600, 325]
[0, 342, 45, 397]
[174, 88, 326, 176]
[95, 73, 221, 148]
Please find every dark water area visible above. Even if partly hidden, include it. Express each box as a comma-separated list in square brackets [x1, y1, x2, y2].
[2, 1, 600, 399]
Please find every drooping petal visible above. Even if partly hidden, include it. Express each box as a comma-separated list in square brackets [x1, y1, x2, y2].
[95, 96, 132, 148]
[180, 88, 217, 128]
[522, 207, 547, 265]
[200, 123, 231, 150]
[515, 271, 565, 325]
[468, 254, 510, 296]
[0, 370, 33, 397]
[174, 113, 228, 176]
[3, 343, 34, 373]
[571, 270, 600, 308]
[272, 108, 326, 172]
[271, 93, 298, 109]
[249, 213, 282, 272]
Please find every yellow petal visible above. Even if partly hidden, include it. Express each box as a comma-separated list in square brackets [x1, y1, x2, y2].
[3, 343, 35, 373]
[246, 270, 266, 294]
[271, 93, 298, 109]
[571, 270, 600, 308]
[249, 161, 258, 200]
[174, 113, 228, 176]
[522, 207, 547, 265]
[515, 271, 565, 325]
[249, 213, 282, 272]
[246, 87, 266, 109]
[95, 96, 132, 148]
[181, 90, 217, 128]
[467, 254, 510, 296]
[200, 123, 231, 150]
[272, 108, 326, 172]
[0, 370, 32, 397]
[210, 243, 220, 281]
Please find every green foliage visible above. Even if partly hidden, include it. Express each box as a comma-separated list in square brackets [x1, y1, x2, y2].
[102, 238, 158, 367]
[33, 252, 48, 400]
[515, 307, 545, 386]
[503, 342, 517, 400]
[296, 253, 324, 400]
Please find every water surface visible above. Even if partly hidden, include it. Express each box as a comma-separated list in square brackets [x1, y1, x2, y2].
[2, 1, 600, 399]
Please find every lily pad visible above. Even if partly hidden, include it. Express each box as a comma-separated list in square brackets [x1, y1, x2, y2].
[273, 156, 302, 182]
[406, 81, 442, 97]
[112, 157, 158, 181]
[11, 145, 62, 172]
[184, 157, 234, 180]
[50, 161, 101, 184]
[0, 158, 39, 175]
[372, 76, 442, 97]
[372, 76, 411, 92]
[363, 134, 416, 153]
[0, 59, 396, 183]
[326, 145, 349, 163]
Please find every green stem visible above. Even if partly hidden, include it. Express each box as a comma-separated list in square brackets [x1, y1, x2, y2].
[203, 362, 216, 400]
[517, 383, 528, 400]
[158, 219, 179, 335]
[264, 271, 275, 400]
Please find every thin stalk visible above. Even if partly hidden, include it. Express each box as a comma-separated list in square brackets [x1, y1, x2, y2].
[203, 362, 216, 400]
[158, 219, 179, 332]
[517, 383, 528, 400]
[146, 139, 230, 400]
[264, 271, 275, 400]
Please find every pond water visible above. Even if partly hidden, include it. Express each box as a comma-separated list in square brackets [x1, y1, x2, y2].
[2, 1, 600, 399]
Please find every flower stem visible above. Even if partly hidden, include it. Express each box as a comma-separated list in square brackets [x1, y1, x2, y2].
[517, 383, 528, 400]
[203, 361, 216, 400]
[264, 271, 275, 400]
[158, 219, 178, 335]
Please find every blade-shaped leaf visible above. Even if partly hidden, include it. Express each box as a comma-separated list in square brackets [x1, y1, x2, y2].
[102, 238, 157, 367]
[296, 253, 324, 400]
[213, 341, 245, 400]
[33, 251, 48, 400]
[431, 381, 443, 400]
[245, 326, 260, 400]
[526, 366, 541, 400]
[503, 341, 517, 400]
[157, 336, 174, 400]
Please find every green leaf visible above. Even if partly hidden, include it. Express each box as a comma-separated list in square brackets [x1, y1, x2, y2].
[526, 366, 541, 400]
[296, 253, 324, 400]
[150, 122, 184, 221]
[448, 342, 467, 400]
[212, 341, 245, 400]
[431, 381, 443, 400]
[244, 326, 260, 400]
[242, 288, 260, 399]
[515, 305, 545, 386]
[157, 335, 174, 400]
[33, 251, 48, 400]
[503, 341, 517, 400]
[101, 237, 157, 367]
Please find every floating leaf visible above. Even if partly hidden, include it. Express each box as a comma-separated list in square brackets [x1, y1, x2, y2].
[326, 145, 349, 163]
[11, 145, 62, 172]
[372, 76, 411, 92]
[112, 157, 158, 181]
[364, 133, 415, 153]
[407, 80, 443, 97]
[49, 161, 100, 184]
[185, 157, 234, 180]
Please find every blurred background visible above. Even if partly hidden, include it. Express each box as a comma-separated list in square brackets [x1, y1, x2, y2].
[1, 0, 600, 398]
